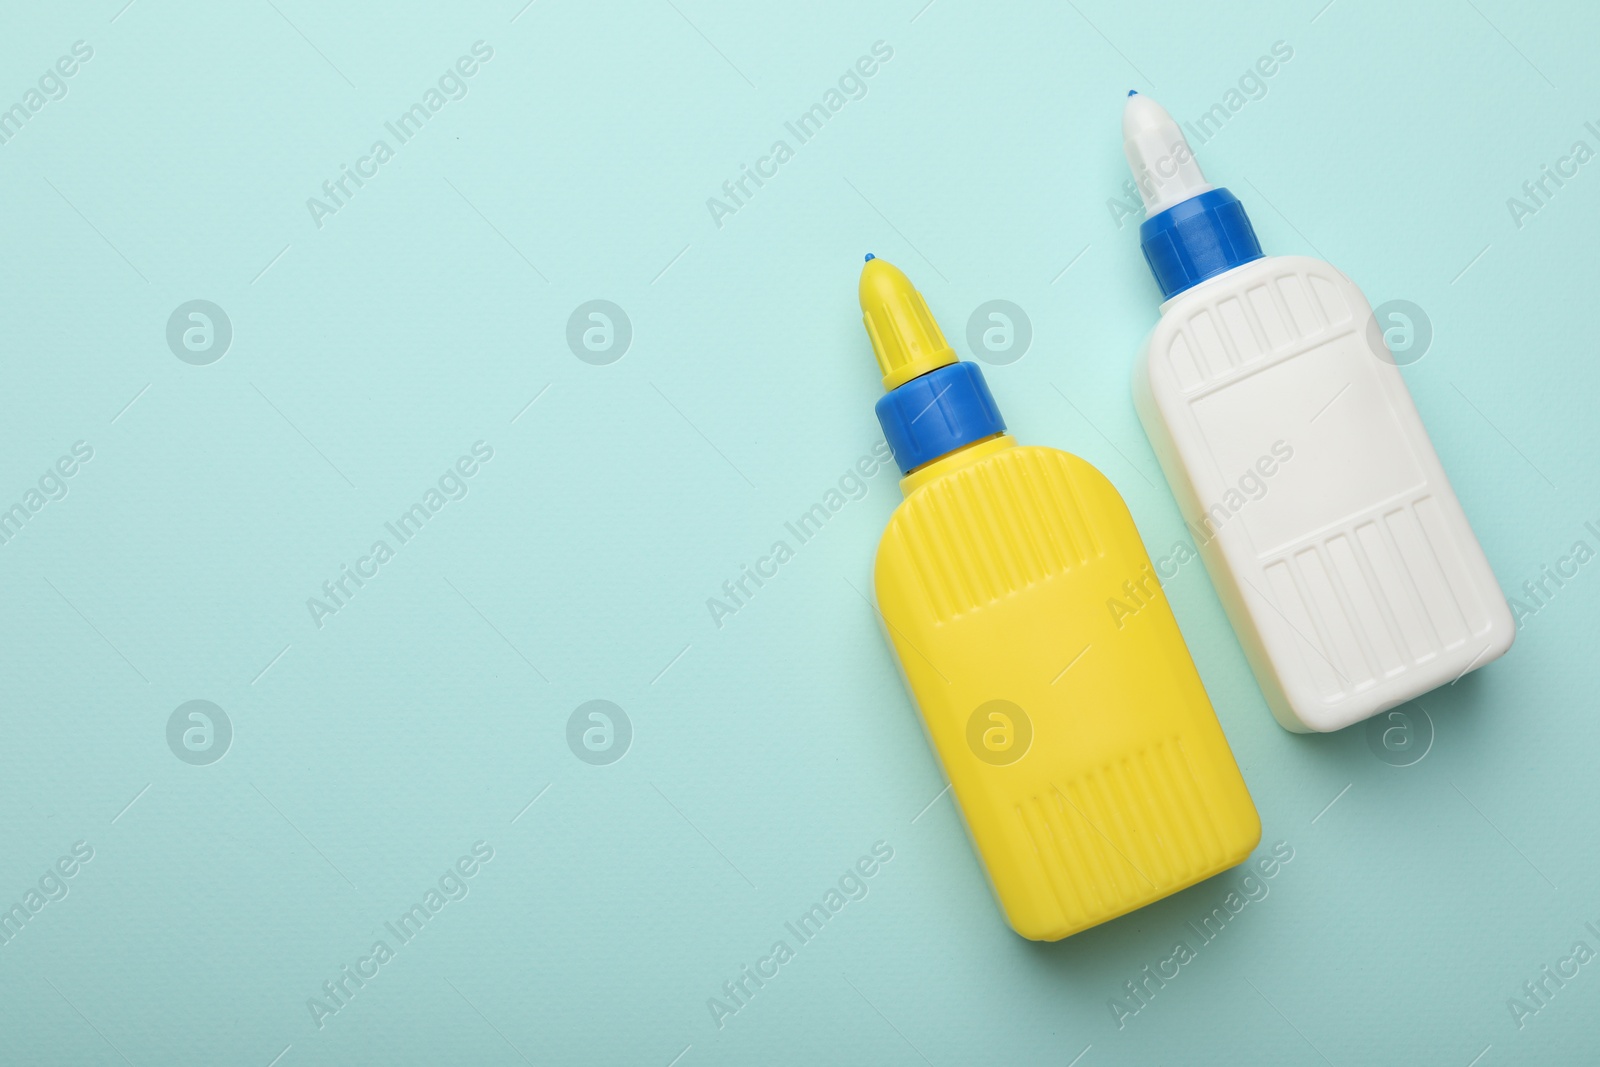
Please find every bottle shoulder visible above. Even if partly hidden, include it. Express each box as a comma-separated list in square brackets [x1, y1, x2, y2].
[883, 444, 1110, 518]
[1138, 254, 1375, 403]
[1154, 254, 1357, 321]
[874, 444, 1134, 580]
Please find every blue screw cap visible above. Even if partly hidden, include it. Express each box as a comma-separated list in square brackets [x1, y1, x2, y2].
[1139, 188, 1264, 299]
[875, 361, 1005, 474]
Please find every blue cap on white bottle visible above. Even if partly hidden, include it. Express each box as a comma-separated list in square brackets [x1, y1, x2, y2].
[1124, 92, 1263, 300]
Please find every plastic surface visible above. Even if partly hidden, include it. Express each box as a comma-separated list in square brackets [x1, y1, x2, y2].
[861, 258, 1260, 941]
[1125, 93, 1262, 298]
[1123, 90, 1212, 214]
[874, 361, 1006, 474]
[860, 255, 959, 391]
[874, 438, 1261, 940]
[1140, 188, 1264, 300]
[1133, 255, 1516, 732]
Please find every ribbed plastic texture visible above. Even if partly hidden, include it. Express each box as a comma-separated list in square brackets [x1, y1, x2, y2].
[1140, 188, 1263, 299]
[860, 257, 958, 390]
[874, 445, 1260, 939]
[1012, 737, 1237, 929]
[1132, 255, 1516, 731]
[875, 361, 1005, 474]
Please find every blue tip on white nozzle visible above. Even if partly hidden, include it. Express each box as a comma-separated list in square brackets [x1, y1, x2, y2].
[864, 253, 875, 262]
[1127, 89, 1138, 96]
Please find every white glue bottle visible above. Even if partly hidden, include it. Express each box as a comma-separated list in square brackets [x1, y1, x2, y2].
[1124, 91, 1514, 733]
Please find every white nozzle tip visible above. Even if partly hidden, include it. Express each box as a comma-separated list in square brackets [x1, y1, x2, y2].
[1122, 93, 1211, 215]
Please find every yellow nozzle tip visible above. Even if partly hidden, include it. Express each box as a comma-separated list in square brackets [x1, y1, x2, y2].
[858, 256, 957, 392]
[858, 254, 910, 313]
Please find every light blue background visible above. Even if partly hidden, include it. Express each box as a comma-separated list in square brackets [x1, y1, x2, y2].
[0, 0, 1595, 1064]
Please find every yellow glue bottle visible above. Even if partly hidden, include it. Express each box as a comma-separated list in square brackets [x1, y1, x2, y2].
[861, 255, 1260, 940]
